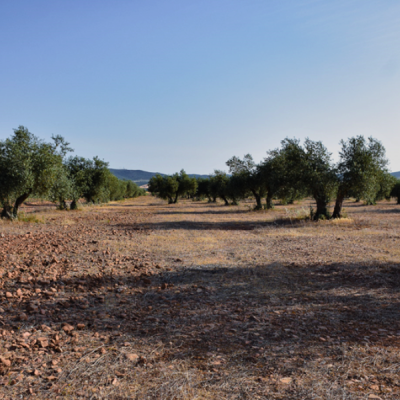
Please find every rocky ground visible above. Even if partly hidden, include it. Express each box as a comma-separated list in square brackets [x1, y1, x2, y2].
[0, 196, 399, 399]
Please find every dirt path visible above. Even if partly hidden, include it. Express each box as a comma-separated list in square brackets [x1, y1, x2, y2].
[0, 197, 399, 399]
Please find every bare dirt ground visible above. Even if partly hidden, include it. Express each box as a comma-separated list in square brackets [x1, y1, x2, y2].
[0, 196, 399, 399]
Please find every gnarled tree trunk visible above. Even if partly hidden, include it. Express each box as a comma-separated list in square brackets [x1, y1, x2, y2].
[265, 194, 274, 210]
[314, 198, 329, 220]
[13, 191, 31, 217]
[332, 193, 345, 218]
[252, 191, 262, 210]
[1, 204, 13, 219]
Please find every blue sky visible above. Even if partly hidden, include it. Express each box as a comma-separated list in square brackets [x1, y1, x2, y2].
[1, 1, 400, 173]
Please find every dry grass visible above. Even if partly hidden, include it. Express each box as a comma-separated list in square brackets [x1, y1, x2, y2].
[0, 196, 399, 399]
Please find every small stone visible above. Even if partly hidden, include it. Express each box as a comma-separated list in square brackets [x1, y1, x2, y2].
[37, 337, 49, 348]
[5, 292, 12, 298]
[18, 313, 28, 321]
[41, 324, 52, 332]
[35, 288, 41, 294]
[280, 377, 292, 384]
[77, 323, 85, 330]
[125, 353, 139, 362]
[0, 357, 11, 367]
[16, 289, 23, 297]
[62, 324, 74, 333]
[27, 303, 38, 313]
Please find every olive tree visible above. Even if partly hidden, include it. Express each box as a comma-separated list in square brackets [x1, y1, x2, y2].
[302, 138, 338, 219]
[258, 147, 290, 210]
[196, 177, 213, 202]
[149, 170, 197, 204]
[226, 154, 265, 209]
[209, 170, 230, 205]
[48, 165, 72, 210]
[332, 136, 388, 218]
[125, 180, 143, 198]
[372, 171, 397, 203]
[268, 138, 337, 219]
[148, 174, 179, 204]
[173, 170, 198, 202]
[65, 156, 109, 208]
[0, 126, 71, 218]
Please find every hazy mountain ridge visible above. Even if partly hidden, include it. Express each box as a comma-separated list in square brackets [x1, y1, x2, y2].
[109, 169, 210, 185]
[392, 171, 400, 179]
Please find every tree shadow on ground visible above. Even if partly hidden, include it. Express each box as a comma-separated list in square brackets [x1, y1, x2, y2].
[5, 260, 400, 357]
[367, 208, 400, 214]
[116, 218, 309, 232]
[154, 209, 252, 215]
[2, 259, 400, 398]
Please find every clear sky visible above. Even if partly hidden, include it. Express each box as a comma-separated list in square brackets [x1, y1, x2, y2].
[1, 1, 400, 174]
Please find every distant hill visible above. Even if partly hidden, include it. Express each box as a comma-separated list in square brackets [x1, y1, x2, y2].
[110, 168, 400, 185]
[109, 169, 210, 185]
[392, 171, 400, 179]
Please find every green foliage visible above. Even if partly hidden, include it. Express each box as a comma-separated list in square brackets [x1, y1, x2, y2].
[148, 174, 179, 203]
[226, 174, 248, 206]
[263, 138, 337, 219]
[209, 170, 231, 205]
[196, 178, 213, 201]
[259, 145, 291, 210]
[278, 187, 306, 205]
[0, 126, 71, 218]
[174, 170, 198, 201]
[391, 180, 400, 204]
[333, 136, 389, 217]
[226, 154, 264, 208]
[48, 165, 72, 209]
[104, 173, 144, 201]
[65, 156, 109, 204]
[0, 126, 145, 216]
[106, 172, 125, 201]
[125, 180, 144, 198]
[149, 170, 197, 204]
[301, 138, 338, 219]
[374, 171, 397, 202]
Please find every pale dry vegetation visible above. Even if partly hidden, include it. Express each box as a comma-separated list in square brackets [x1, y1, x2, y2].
[0, 196, 399, 399]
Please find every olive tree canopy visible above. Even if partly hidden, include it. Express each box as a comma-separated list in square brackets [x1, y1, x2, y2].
[0, 126, 71, 218]
[332, 136, 389, 218]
